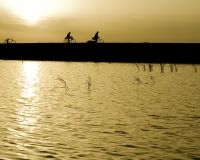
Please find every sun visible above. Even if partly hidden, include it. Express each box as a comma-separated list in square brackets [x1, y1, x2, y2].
[14, 0, 48, 24]
[2, 0, 65, 24]
[2, 0, 76, 24]
[20, 1, 43, 23]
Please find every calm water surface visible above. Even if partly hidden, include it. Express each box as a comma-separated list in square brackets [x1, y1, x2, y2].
[0, 60, 200, 160]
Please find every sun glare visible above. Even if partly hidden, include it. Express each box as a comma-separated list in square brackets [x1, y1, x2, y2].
[18, 1, 43, 23]
[2, 0, 69, 24]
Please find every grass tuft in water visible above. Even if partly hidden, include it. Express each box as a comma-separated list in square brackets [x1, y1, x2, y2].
[134, 77, 142, 84]
[160, 63, 165, 73]
[192, 64, 197, 72]
[87, 76, 92, 90]
[57, 75, 69, 91]
[135, 63, 139, 72]
[170, 64, 174, 72]
[143, 64, 146, 71]
[148, 64, 153, 72]
[150, 76, 156, 83]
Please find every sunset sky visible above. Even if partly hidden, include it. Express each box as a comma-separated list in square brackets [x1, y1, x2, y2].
[0, 0, 200, 43]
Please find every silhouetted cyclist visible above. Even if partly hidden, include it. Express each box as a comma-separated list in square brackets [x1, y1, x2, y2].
[6, 38, 9, 44]
[65, 32, 73, 43]
[92, 31, 99, 42]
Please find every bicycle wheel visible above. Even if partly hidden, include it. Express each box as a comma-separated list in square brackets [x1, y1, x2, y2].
[97, 39, 104, 43]
[63, 39, 68, 43]
[71, 39, 76, 43]
[11, 40, 16, 43]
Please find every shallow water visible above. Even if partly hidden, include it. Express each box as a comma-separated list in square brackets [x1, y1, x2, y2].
[0, 60, 200, 160]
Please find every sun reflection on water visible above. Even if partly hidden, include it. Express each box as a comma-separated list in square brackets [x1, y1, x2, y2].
[19, 61, 40, 129]
[8, 61, 42, 158]
[15, 61, 40, 136]
[21, 61, 39, 99]
[17, 105, 38, 134]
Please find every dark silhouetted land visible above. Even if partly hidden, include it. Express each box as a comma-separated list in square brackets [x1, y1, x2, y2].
[0, 43, 199, 64]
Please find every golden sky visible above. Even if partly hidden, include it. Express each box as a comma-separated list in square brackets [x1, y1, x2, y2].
[0, 0, 200, 43]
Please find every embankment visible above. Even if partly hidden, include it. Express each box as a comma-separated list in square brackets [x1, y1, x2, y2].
[0, 43, 199, 64]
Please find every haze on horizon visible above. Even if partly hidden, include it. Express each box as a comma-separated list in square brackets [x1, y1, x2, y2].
[0, 0, 200, 43]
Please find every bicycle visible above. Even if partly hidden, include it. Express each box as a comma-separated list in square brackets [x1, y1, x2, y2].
[97, 38, 104, 43]
[63, 37, 76, 43]
[3, 37, 16, 44]
[91, 37, 104, 43]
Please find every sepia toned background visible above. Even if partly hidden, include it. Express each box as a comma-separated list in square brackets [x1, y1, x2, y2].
[0, 0, 200, 43]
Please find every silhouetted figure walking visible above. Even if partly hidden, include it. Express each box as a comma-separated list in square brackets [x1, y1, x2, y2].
[65, 32, 73, 43]
[92, 31, 99, 42]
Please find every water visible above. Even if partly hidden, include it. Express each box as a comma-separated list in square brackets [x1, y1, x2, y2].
[0, 60, 200, 160]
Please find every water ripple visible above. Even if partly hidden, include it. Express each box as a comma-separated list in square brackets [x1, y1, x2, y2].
[0, 61, 200, 159]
